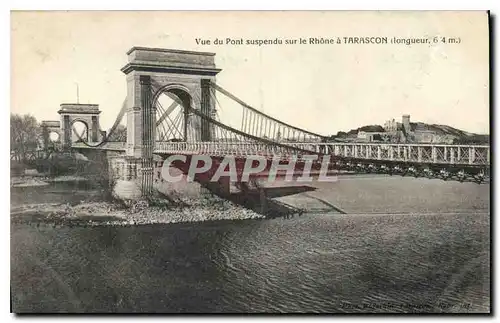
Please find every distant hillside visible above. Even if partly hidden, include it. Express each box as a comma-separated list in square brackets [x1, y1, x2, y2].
[330, 122, 489, 144]
[348, 125, 385, 135]
[411, 123, 489, 144]
[332, 125, 384, 139]
[410, 123, 470, 136]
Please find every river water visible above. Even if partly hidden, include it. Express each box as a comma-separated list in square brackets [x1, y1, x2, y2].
[10, 176, 490, 313]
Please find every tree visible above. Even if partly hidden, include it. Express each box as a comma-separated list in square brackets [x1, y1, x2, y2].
[108, 124, 127, 141]
[10, 113, 40, 162]
[336, 131, 348, 138]
[358, 125, 385, 133]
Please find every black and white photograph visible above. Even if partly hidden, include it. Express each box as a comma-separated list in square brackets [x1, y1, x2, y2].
[9, 10, 491, 314]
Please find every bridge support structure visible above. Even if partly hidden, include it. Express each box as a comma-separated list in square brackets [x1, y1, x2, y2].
[40, 120, 62, 151]
[117, 47, 221, 197]
[139, 75, 155, 196]
[58, 103, 103, 149]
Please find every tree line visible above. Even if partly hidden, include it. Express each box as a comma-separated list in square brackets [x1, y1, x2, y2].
[11, 113, 40, 163]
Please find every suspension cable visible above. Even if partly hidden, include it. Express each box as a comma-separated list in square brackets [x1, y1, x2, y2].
[184, 104, 327, 157]
[72, 98, 128, 147]
[155, 96, 184, 139]
[211, 83, 326, 140]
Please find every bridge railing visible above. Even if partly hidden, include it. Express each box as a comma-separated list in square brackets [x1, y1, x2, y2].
[72, 140, 490, 166]
[155, 141, 490, 166]
[287, 142, 490, 166]
[154, 141, 303, 160]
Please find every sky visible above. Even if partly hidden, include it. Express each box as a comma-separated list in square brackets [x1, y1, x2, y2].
[11, 11, 489, 135]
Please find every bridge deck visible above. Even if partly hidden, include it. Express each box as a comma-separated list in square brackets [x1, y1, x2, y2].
[72, 141, 490, 167]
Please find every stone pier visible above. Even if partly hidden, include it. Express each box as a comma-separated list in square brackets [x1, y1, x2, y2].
[109, 155, 212, 201]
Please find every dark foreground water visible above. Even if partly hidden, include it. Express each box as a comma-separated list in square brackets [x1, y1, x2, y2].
[11, 177, 490, 313]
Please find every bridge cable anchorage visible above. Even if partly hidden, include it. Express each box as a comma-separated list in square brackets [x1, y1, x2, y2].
[72, 98, 128, 147]
[211, 83, 327, 142]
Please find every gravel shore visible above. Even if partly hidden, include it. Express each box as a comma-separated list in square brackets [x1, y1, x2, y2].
[11, 196, 264, 227]
[11, 175, 265, 226]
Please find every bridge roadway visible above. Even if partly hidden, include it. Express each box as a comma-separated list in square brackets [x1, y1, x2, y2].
[72, 141, 490, 168]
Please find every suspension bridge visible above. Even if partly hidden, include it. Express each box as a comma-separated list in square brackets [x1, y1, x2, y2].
[42, 47, 490, 198]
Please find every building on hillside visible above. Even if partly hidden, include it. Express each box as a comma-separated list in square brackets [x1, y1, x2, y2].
[344, 115, 459, 144]
[380, 115, 456, 143]
[357, 131, 391, 142]
[384, 118, 398, 132]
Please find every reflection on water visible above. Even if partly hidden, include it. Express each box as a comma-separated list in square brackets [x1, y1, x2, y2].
[10, 177, 490, 313]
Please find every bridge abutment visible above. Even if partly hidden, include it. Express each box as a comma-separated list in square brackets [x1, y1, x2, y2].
[109, 156, 145, 200]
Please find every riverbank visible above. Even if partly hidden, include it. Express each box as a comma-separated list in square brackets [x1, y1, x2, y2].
[11, 172, 490, 227]
[11, 174, 265, 226]
[11, 198, 264, 227]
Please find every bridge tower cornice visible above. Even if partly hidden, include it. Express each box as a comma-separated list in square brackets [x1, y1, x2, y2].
[121, 47, 221, 76]
[123, 47, 221, 158]
[121, 63, 221, 76]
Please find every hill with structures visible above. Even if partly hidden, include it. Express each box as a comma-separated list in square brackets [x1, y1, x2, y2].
[330, 122, 489, 145]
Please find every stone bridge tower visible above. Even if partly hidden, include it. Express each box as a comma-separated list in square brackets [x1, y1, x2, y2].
[58, 103, 103, 149]
[121, 47, 221, 158]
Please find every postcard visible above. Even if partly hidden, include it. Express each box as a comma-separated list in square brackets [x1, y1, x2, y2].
[10, 11, 490, 314]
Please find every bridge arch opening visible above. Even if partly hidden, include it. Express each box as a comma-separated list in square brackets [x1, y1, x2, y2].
[57, 104, 102, 147]
[71, 119, 89, 143]
[49, 131, 60, 142]
[153, 85, 194, 143]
